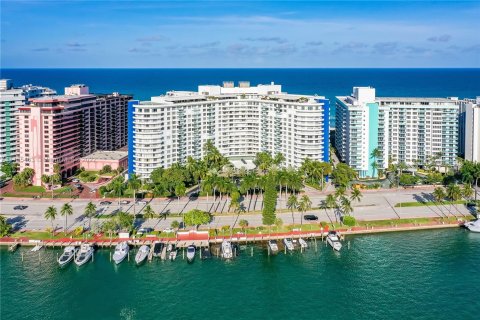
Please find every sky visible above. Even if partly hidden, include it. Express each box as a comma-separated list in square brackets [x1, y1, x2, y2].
[1, 0, 479, 68]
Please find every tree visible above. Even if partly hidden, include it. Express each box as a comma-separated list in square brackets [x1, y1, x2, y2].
[298, 195, 312, 226]
[446, 183, 462, 214]
[102, 218, 118, 239]
[128, 174, 142, 213]
[0, 216, 12, 237]
[350, 187, 362, 203]
[116, 211, 134, 231]
[274, 218, 283, 229]
[171, 220, 180, 230]
[287, 194, 298, 225]
[44, 206, 57, 235]
[262, 172, 277, 226]
[60, 203, 73, 234]
[331, 163, 357, 188]
[340, 196, 353, 217]
[432, 186, 446, 203]
[273, 153, 285, 166]
[462, 184, 474, 202]
[370, 147, 382, 178]
[1, 161, 17, 178]
[84, 201, 97, 230]
[184, 209, 211, 228]
[143, 204, 156, 219]
[239, 219, 249, 230]
[325, 194, 338, 221]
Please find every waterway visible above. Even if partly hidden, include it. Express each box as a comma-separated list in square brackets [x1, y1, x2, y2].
[1, 228, 479, 319]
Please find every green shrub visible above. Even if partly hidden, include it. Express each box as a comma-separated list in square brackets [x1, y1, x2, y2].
[342, 215, 356, 226]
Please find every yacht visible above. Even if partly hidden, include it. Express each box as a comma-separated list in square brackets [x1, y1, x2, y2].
[268, 240, 279, 254]
[113, 242, 129, 264]
[464, 219, 480, 233]
[186, 245, 196, 263]
[58, 246, 78, 267]
[221, 240, 233, 259]
[135, 245, 150, 265]
[74, 243, 94, 266]
[327, 231, 342, 251]
[299, 238, 308, 249]
[283, 238, 295, 251]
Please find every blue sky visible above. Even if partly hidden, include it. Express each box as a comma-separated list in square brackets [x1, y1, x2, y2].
[1, 0, 479, 68]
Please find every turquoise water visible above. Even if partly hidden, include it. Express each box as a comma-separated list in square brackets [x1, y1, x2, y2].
[1, 228, 479, 320]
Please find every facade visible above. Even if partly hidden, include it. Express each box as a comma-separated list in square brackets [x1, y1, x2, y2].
[129, 82, 330, 179]
[336, 87, 459, 177]
[80, 150, 128, 171]
[17, 85, 131, 186]
[461, 98, 480, 162]
[0, 79, 56, 163]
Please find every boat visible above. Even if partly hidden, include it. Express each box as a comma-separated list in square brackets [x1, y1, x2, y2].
[268, 240, 279, 254]
[464, 219, 480, 232]
[8, 243, 19, 252]
[58, 246, 78, 267]
[327, 231, 342, 251]
[169, 245, 178, 261]
[299, 238, 308, 249]
[221, 240, 233, 259]
[283, 238, 295, 251]
[135, 245, 150, 265]
[186, 245, 196, 263]
[112, 241, 129, 264]
[201, 247, 212, 259]
[74, 243, 94, 266]
[153, 242, 163, 258]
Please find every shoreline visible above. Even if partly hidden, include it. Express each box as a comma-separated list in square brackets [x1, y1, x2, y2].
[0, 222, 465, 247]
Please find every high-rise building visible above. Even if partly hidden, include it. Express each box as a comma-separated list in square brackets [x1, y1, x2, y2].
[17, 85, 131, 185]
[335, 87, 459, 177]
[129, 82, 330, 179]
[0, 79, 56, 163]
[461, 98, 480, 162]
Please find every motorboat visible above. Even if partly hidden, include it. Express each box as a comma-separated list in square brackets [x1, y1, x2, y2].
[464, 219, 480, 233]
[135, 245, 150, 265]
[186, 245, 196, 263]
[153, 242, 163, 258]
[74, 243, 94, 266]
[169, 245, 178, 261]
[113, 241, 129, 264]
[299, 238, 308, 249]
[58, 246, 78, 267]
[201, 247, 212, 259]
[268, 240, 279, 254]
[221, 240, 233, 259]
[327, 231, 342, 251]
[283, 238, 294, 251]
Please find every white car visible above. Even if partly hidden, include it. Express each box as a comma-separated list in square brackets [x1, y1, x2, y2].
[163, 228, 174, 233]
[137, 200, 148, 205]
[72, 178, 80, 183]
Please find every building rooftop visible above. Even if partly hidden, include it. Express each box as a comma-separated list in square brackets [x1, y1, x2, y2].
[81, 150, 128, 161]
[377, 97, 457, 103]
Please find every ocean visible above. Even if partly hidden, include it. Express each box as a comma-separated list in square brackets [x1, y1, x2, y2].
[1, 68, 479, 114]
[1, 228, 479, 320]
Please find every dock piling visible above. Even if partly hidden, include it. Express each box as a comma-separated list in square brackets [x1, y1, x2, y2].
[251, 246, 253, 257]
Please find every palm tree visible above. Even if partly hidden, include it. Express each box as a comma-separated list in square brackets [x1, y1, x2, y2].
[335, 186, 346, 199]
[370, 147, 382, 178]
[84, 201, 97, 230]
[128, 174, 142, 214]
[340, 196, 353, 217]
[432, 186, 446, 203]
[287, 194, 298, 225]
[325, 194, 338, 222]
[462, 184, 474, 202]
[143, 204, 155, 220]
[60, 203, 73, 234]
[446, 184, 462, 215]
[44, 205, 57, 235]
[298, 195, 312, 226]
[350, 187, 362, 203]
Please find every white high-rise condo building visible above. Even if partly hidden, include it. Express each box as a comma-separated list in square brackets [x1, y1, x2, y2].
[0, 79, 56, 163]
[335, 87, 459, 178]
[128, 82, 330, 179]
[460, 97, 480, 162]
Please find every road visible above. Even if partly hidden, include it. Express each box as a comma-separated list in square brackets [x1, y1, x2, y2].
[1, 187, 476, 232]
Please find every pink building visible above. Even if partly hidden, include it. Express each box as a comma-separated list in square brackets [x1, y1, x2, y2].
[80, 151, 128, 171]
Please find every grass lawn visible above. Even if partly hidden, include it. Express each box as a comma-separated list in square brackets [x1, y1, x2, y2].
[395, 200, 467, 207]
[13, 185, 45, 193]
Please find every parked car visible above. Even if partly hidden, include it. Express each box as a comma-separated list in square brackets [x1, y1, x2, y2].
[89, 188, 96, 193]
[120, 200, 130, 205]
[74, 183, 82, 188]
[72, 178, 80, 183]
[14, 205, 28, 210]
[137, 227, 154, 234]
[304, 214, 318, 221]
[189, 192, 199, 200]
[136, 200, 148, 205]
[466, 202, 477, 208]
[163, 227, 174, 233]
[100, 201, 112, 206]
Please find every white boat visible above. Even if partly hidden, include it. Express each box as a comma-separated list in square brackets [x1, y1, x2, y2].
[135, 245, 149, 265]
[327, 231, 342, 251]
[283, 238, 294, 251]
[299, 238, 308, 249]
[221, 240, 233, 259]
[58, 246, 78, 267]
[464, 219, 480, 232]
[74, 243, 94, 266]
[169, 246, 178, 261]
[113, 241, 129, 264]
[186, 245, 196, 263]
[268, 240, 278, 254]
